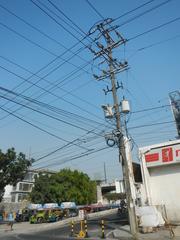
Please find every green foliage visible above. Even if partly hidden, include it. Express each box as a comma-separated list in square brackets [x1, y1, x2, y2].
[104, 192, 126, 202]
[30, 169, 97, 205]
[0, 148, 32, 201]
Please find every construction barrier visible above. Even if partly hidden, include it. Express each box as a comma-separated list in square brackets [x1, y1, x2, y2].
[70, 220, 74, 236]
[84, 219, 88, 238]
[101, 219, 105, 239]
[70, 219, 107, 238]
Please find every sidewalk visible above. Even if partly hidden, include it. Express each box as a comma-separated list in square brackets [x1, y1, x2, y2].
[108, 225, 180, 240]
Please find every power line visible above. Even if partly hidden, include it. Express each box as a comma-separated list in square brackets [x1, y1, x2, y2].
[0, 55, 99, 111]
[0, 92, 97, 132]
[0, 44, 88, 121]
[0, 61, 104, 122]
[128, 16, 180, 41]
[0, 21, 93, 74]
[85, 0, 104, 19]
[116, 0, 173, 29]
[113, 0, 156, 22]
[0, 3, 67, 49]
[0, 88, 111, 164]
[0, 7, 101, 122]
[131, 104, 171, 113]
[33, 136, 105, 166]
[0, 85, 106, 129]
[45, 0, 118, 72]
[137, 34, 180, 51]
[0, 2, 98, 120]
[41, 0, 85, 38]
[32, 1, 120, 71]
[34, 127, 105, 162]
[34, 146, 109, 170]
[30, 0, 90, 45]
[0, 104, 90, 151]
[0, 22, 58, 57]
[47, 0, 89, 37]
[129, 120, 176, 130]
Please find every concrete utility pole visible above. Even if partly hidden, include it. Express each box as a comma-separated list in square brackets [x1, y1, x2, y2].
[104, 162, 107, 183]
[89, 19, 138, 239]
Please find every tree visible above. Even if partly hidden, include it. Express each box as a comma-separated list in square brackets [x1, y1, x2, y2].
[30, 169, 97, 205]
[0, 148, 32, 201]
[28, 173, 53, 204]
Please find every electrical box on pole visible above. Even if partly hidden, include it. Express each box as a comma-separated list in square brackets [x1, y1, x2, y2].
[121, 99, 130, 114]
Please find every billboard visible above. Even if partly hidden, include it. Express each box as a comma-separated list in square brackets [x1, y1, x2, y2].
[169, 91, 180, 137]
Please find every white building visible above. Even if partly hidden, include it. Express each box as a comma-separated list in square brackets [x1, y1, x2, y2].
[3, 169, 55, 203]
[139, 139, 180, 222]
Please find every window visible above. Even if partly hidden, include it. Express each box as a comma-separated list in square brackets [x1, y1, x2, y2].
[11, 194, 16, 202]
[17, 193, 28, 202]
[18, 183, 32, 192]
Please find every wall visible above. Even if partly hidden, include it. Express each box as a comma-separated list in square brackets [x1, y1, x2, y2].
[148, 164, 180, 222]
[3, 185, 13, 203]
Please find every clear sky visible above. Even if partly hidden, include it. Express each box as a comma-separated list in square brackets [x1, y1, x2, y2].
[0, 0, 179, 182]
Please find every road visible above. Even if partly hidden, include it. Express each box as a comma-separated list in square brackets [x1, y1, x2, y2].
[0, 211, 128, 240]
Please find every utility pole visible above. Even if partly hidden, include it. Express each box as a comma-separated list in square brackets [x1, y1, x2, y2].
[103, 162, 107, 183]
[89, 19, 138, 239]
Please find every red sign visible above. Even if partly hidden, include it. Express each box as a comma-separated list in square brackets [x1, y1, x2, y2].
[145, 153, 159, 162]
[162, 148, 173, 162]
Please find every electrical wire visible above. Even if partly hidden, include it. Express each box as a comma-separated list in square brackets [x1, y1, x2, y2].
[132, 105, 171, 114]
[33, 136, 105, 166]
[0, 55, 100, 111]
[116, 0, 173, 29]
[85, 0, 104, 19]
[0, 21, 93, 75]
[128, 16, 180, 41]
[137, 34, 180, 51]
[129, 120, 177, 130]
[30, 0, 90, 45]
[0, 85, 106, 128]
[0, 62, 104, 122]
[0, 22, 58, 57]
[39, 0, 85, 38]
[34, 146, 109, 170]
[113, 0, 156, 22]
[0, 104, 90, 151]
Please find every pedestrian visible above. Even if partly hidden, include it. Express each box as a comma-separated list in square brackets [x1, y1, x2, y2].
[7, 212, 14, 231]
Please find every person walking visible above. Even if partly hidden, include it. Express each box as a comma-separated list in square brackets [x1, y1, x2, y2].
[7, 212, 14, 231]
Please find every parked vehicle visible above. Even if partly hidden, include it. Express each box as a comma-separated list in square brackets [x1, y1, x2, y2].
[29, 208, 63, 224]
[63, 208, 78, 218]
[15, 209, 35, 222]
[0, 212, 4, 222]
[60, 202, 78, 218]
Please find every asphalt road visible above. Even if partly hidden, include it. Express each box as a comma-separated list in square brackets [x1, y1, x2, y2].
[0, 212, 128, 240]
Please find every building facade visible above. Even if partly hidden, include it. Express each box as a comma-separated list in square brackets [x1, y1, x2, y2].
[139, 139, 180, 222]
[97, 179, 125, 204]
[3, 169, 54, 203]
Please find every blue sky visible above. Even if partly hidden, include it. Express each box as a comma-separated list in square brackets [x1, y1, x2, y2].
[0, 0, 179, 181]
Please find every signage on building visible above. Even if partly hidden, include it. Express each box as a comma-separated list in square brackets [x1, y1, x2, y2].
[144, 142, 180, 167]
